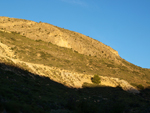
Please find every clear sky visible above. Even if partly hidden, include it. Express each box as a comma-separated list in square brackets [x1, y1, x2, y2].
[1, 0, 150, 68]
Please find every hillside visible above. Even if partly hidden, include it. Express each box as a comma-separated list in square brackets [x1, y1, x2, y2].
[0, 17, 150, 112]
[0, 17, 150, 87]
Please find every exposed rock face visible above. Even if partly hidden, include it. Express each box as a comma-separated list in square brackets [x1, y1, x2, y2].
[0, 17, 119, 60]
[100, 76, 140, 93]
[0, 42, 15, 58]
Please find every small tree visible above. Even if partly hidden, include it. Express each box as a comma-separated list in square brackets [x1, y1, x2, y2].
[91, 75, 101, 84]
[137, 84, 144, 90]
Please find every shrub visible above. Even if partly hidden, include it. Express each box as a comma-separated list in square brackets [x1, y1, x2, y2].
[137, 84, 144, 90]
[91, 75, 101, 84]
[82, 82, 100, 88]
[131, 83, 144, 90]
[35, 39, 42, 42]
[74, 50, 78, 53]
[146, 81, 150, 84]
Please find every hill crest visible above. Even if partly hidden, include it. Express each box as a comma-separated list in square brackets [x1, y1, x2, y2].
[0, 16, 119, 59]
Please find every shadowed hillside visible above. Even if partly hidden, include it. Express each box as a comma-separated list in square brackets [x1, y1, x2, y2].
[0, 63, 150, 113]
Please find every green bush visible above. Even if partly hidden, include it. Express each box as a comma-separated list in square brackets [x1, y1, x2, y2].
[82, 82, 100, 88]
[137, 84, 144, 90]
[91, 75, 101, 84]
[35, 39, 42, 42]
[146, 81, 150, 84]
[131, 83, 144, 90]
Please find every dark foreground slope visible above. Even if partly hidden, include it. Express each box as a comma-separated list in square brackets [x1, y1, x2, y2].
[0, 63, 150, 113]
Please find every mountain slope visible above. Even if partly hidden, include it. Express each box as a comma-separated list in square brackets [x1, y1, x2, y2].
[0, 17, 119, 59]
[0, 17, 150, 89]
[0, 17, 150, 113]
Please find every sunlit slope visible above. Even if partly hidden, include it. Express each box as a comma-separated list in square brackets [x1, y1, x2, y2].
[0, 17, 119, 59]
[0, 17, 150, 88]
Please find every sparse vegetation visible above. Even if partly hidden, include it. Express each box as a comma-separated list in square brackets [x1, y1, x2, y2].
[91, 75, 101, 84]
[131, 83, 145, 90]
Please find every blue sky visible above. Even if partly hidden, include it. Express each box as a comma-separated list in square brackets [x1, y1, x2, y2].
[1, 0, 150, 68]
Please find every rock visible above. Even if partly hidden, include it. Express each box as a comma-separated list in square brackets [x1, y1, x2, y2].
[100, 76, 140, 94]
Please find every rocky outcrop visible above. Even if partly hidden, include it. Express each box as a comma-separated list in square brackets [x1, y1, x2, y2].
[0, 42, 16, 58]
[100, 76, 140, 93]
